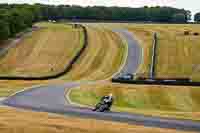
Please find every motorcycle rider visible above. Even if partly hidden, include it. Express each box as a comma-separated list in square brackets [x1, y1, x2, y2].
[101, 93, 114, 108]
[93, 93, 114, 111]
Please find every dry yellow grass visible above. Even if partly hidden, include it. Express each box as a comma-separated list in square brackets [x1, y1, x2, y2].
[83, 23, 154, 78]
[126, 24, 200, 80]
[73, 23, 200, 80]
[0, 22, 83, 77]
[1, 23, 200, 132]
[0, 22, 84, 96]
[61, 26, 126, 81]
[69, 82, 200, 121]
[0, 24, 125, 97]
[0, 107, 195, 133]
[67, 24, 200, 121]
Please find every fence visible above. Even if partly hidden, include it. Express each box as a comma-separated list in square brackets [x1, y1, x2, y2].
[111, 78, 200, 86]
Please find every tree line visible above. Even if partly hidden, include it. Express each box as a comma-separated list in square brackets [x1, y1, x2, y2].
[0, 4, 42, 41]
[195, 12, 200, 22]
[0, 4, 195, 41]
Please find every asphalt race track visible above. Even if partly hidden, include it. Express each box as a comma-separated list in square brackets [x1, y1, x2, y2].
[113, 29, 142, 76]
[2, 29, 200, 132]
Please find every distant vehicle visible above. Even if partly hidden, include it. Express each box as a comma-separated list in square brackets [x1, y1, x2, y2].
[48, 20, 56, 23]
[93, 94, 113, 112]
[117, 73, 134, 80]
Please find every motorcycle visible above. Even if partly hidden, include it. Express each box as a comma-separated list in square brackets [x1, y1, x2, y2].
[92, 97, 113, 112]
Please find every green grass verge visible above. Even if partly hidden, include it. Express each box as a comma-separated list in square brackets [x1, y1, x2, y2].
[69, 83, 200, 121]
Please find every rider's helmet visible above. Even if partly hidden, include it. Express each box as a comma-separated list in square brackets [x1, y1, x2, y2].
[108, 93, 113, 98]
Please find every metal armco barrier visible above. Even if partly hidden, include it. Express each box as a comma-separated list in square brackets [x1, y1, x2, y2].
[111, 78, 200, 87]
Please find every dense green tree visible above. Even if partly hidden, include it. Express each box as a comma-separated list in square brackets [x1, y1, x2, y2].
[9, 9, 26, 35]
[0, 19, 10, 40]
[194, 12, 200, 22]
[0, 4, 192, 41]
[172, 13, 187, 23]
[0, 10, 10, 40]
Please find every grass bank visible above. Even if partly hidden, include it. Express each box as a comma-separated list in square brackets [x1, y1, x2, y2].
[0, 107, 194, 133]
[127, 24, 200, 80]
[69, 83, 200, 121]
[0, 23, 126, 97]
[0, 22, 84, 77]
[61, 26, 126, 81]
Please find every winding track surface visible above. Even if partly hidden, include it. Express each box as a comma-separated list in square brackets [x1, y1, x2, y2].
[113, 30, 142, 76]
[2, 29, 200, 132]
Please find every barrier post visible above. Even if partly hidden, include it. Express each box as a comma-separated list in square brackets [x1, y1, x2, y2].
[150, 32, 157, 79]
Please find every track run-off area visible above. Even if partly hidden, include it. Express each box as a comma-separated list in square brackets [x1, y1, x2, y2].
[2, 26, 200, 132]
